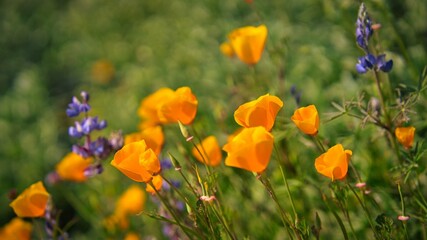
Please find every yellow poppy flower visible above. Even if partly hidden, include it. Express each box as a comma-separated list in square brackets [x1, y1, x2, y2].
[111, 140, 161, 183]
[9, 181, 50, 218]
[314, 144, 352, 181]
[0, 218, 32, 240]
[56, 152, 92, 182]
[234, 94, 283, 131]
[223, 126, 274, 173]
[125, 126, 165, 155]
[228, 24, 268, 65]
[192, 136, 222, 166]
[291, 105, 320, 135]
[395, 126, 415, 149]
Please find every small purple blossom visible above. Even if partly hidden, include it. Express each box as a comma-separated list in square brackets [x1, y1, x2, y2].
[66, 92, 91, 117]
[68, 117, 107, 138]
[84, 164, 104, 178]
[356, 54, 393, 73]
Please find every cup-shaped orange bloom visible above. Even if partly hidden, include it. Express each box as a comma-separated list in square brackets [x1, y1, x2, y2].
[192, 136, 222, 166]
[137, 88, 175, 128]
[111, 140, 161, 183]
[124, 232, 140, 240]
[0, 218, 32, 240]
[395, 126, 415, 149]
[146, 175, 163, 194]
[115, 185, 145, 216]
[9, 181, 50, 218]
[234, 94, 283, 131]
[291, 105, 320, 135]
[56, 152, 92, 182]
[220, 42, 235, 58]
[125, 126, 164, 155]
[315, 144, 352, 181]
[228, 24, 268, 65]
[223, 126, 274, 173]
[158, 86, 198, 125]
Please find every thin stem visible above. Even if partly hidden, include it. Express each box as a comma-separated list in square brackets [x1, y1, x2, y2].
[209, 202, 236, 240]
[372, 70, 401, 163]
[398, 183, 406, 216]
[274, 144, 298, 222]
[258, 174, 299, 240]
[347, 182, 378, 238]
[148, 181, 196, 239]
[321, 194, 349, 240]
[313, 135, 327, 152]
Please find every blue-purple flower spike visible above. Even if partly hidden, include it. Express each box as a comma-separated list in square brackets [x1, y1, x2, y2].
[66, 91, 91, 117]
[355, 3, 373, 52]
[354, 3, 393, 74]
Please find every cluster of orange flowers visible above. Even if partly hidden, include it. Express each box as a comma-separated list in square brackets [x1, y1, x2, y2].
[5, 22, 419, 239]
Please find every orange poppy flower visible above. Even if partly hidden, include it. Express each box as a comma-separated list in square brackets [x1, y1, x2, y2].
[124, 232, 140, 240]
[291, 105, 320, 135]
[9, 181, 50, 218]
[115, 185, 146, 216]
[56, 152, 92, 182]
[192, 136, 222, 166]
[111, 140, 161, 183]
[223, 126, 274, 173]
[219, 42, 235, 58]
[315, 144, 352, 181]
[146, 175, 163, 194]
[0, 218, 32, 240]
[137, 88, 175, 128]
[234, 94, 283, 131]
[228, 24, 268, 65]
[158, 86, 198, 125]
[125, 126, 165, 155]
[395, 126, 415, 149]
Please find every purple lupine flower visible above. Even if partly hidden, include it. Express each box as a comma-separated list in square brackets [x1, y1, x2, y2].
[44, 199, 68, 239]
[66, 97, 82, 117]
[90, 137, 112, 159]
[84, 164, 104, 178]
[81, 117, 107, 134]
[356, 54, 376, 73]
[356, 54, 393, 74]
[376, 54, 393, 72]
[68, 121, 85, 138]
[72, 144, 90, 158]
[355, 3, 373, 51]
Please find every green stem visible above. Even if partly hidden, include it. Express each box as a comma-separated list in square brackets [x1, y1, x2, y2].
[274, 144, 298, 222]
[148, 181, 196, 239]
[209, 202, 236, 240]
[372, 70, 401, 163]
[313, 135, 327, 152]
[258, 174, 299, 240]
[322, 194, 349, 240]
[347, 182, 378, 238]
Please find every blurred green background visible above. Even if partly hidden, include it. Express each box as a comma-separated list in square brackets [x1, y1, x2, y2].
[1, 0, 426, 238]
